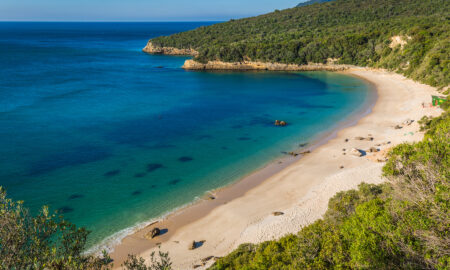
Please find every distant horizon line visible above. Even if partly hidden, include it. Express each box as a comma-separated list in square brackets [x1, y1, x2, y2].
[0, 20, 225, 23]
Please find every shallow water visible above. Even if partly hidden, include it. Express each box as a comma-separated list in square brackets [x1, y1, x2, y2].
[0, 22, 371, 248]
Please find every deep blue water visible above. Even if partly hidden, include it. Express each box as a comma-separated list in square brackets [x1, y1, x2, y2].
[0, 22, 371, 250]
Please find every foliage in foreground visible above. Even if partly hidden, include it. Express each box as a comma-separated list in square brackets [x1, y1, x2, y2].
[0, 187, 172, 270]
[210, 112, 449, 269]
[151, 0, 450, 88]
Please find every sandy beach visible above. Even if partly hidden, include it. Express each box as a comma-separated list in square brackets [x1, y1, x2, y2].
[110, 68, 442, 269]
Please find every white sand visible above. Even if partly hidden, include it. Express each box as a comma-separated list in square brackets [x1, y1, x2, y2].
[111, 68, 442, 269]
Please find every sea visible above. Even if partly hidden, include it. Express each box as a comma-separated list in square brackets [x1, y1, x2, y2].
[0, 22, 372, 251]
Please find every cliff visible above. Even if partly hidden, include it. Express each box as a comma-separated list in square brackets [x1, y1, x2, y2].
[142, 41, 198, 56]
[182, 59, 350, 71]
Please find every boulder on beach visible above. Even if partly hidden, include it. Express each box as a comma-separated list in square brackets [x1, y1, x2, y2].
[273, 211, 284, 216]
[369, 147, 379, 153]
[145, 227, 161, 239]
[201, 256, 215, 263]
[350, 148, 364, 157]
[403, 119, 414, 126]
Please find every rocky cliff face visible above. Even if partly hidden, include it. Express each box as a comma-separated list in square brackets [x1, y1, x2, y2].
[142, 41, 198, 56]
[182, 59, 350, 71]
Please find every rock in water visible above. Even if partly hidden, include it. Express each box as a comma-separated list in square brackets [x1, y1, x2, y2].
[275, 120, 287, 126]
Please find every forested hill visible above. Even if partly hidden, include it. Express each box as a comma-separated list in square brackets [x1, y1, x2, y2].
[149, 0, 449, 88]
[297, 0, 333, 7]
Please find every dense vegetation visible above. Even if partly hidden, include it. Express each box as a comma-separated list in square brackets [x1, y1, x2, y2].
[0, 187, 172, 270]
[210, 105, 449, 269]
[297, 0, 333, 7]
[151, 0, 450, 88]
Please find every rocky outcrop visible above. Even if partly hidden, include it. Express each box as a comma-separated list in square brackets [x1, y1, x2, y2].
[145, 227, 161, 239]
[275, 120, 287, 126]
[182, 59, 350, 71]
[143, 41, 198, 56]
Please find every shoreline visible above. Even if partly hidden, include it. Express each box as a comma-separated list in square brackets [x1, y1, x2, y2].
[182, 59, 350, 71]
[110, 68, 442, 269]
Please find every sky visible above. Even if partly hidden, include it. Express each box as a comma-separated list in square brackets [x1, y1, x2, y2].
[0, 0, 301, 22]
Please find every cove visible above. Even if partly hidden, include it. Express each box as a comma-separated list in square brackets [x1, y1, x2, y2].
[0, 22, 371, 249]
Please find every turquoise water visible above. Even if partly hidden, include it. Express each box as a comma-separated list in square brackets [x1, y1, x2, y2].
[0, 22, 371, 249]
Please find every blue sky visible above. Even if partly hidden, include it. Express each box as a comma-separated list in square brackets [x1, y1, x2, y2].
[0, 0, 301, 21]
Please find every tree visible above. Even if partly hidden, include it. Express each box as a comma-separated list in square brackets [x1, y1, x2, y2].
[0, 187, 173, 270]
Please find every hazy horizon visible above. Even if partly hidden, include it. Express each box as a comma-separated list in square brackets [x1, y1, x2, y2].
[0, 0, 302, 22]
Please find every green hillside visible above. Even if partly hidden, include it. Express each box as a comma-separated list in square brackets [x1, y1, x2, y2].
[150, 0, 449, 88]
[297, 0, 333, 7]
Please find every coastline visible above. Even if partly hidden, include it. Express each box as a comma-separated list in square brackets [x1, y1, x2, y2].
[182, 59, 350, 71]
[110, 68, 442, 269]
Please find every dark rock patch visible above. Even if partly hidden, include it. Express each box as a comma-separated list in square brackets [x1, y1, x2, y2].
[168, 179, 181, 185]
[132, 191, 142, 196]
[147, 163, 164, 172]
[238, 137, 251, 141]
[68, 194, 84, 200]
[147, 143, 176, 150]
[27, 146, 111, 176]
[178, 156, 194, 162]
[196, 135, 213, 140]
[104, 170, 120, 177]
[134, 173, 146, 178]
[57, 206, 74, 214]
